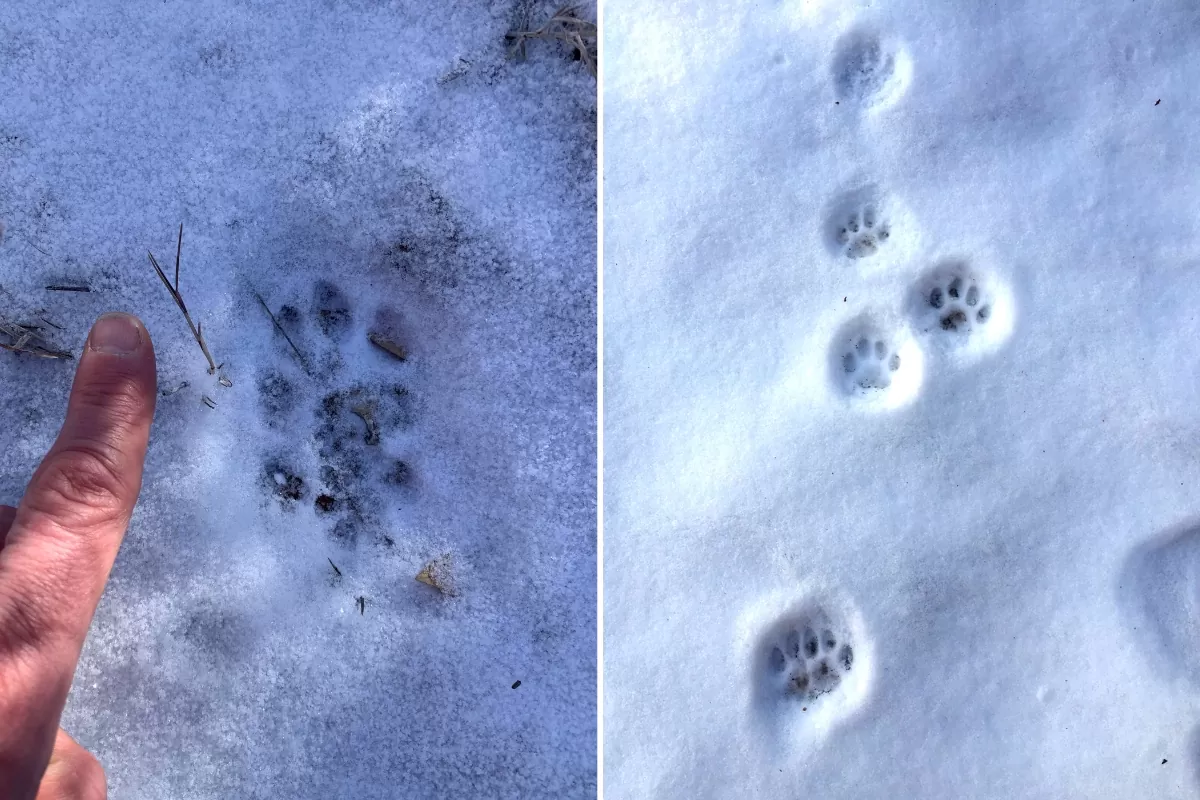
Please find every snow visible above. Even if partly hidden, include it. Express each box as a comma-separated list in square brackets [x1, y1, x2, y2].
[0, 1, 595, 797]
[603, 0, 1200, 797]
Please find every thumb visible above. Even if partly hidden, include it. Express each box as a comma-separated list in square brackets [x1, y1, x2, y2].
[0, 312, 156, 661]
[35, 729, 106, 800]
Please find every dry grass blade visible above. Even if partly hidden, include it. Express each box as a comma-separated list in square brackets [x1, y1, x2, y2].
[149, 224, 219, 374]
[506, 5, 597, 77]
[254, 292, 310, 372]
[0, 319, 73, 359]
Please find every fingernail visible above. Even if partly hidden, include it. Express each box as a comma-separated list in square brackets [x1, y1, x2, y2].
[88, 313, 143, 355]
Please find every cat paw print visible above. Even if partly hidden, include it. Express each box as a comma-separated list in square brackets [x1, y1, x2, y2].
[823, 186, 914, 266]
[835, 203, 890, 260]
[841, 335, 900, 391]
[750, 598, 872, 749]
[910, 261, 1014, 358]
[768, 623, 854, 701]
[832, 27, 912, 111]
[829, 317, 923, 410]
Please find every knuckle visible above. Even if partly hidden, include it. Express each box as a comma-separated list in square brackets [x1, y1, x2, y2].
[0, 582, 54, 656]
[27, 443, 132, 532]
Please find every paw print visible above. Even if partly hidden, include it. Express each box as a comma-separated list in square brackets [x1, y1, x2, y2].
[835, 203, 890, 260]
[766, 620, 854, 702]
[926, 274, 990, 334]
[829, 318, 923, 409]
[910, 262, 1013, 357]
[832, 28, 912, 110]
[841, 334, 901, 391]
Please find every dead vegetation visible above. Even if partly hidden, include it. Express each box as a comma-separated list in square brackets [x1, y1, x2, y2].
[148, 224, 220, 374]
[416, 554, 458, 596]
[506, 5, 597, 77]
[255, 291, 310, 372]
[0, 319, 72, 359]
[367, 331, 407, 362]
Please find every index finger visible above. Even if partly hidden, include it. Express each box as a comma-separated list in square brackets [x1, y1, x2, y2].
[0, 312, 155, 676]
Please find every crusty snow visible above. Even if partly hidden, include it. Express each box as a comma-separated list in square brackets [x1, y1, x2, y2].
[0, 1, 595, 797]
[603, 0, 1200, 797]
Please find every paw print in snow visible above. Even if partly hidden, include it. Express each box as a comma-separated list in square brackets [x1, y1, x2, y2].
[910, 261, 1014, 358]
[928, 275, 990, 333]
[748, 597, 871, 749]
[768, 623, 855, 701]
[841, 335, 901, 391]
[832, 28, 912, 110]
[823, 186, 913, 266]
[829, 317, 923, 410]
[835, 203, 890, 260]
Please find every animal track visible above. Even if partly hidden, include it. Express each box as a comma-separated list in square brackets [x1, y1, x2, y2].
[834, 202, 890, 260]
[255, 288, 419, 549]
[829, 317, 923, 409]
[832, 28, 911, 110]
[313, 281, 353, 339]
[927, 274, 990, 334]
[910, 261, 1014, 356]
[823, 186, 913, 265]
[766, 620, 855, 701]
[751, 598, 871, 748]
[841, 335, 901, 391]
[262, 460, 305, 504]
[1121, 523, 1200, 686]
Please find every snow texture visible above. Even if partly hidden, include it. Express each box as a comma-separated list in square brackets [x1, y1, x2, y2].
[0, 1, 595, 797]
[603, 0, 1200, 797]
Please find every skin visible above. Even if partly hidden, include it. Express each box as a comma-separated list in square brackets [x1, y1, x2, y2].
[0, 313, 156, 800]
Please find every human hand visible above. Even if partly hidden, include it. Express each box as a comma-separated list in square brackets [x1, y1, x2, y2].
[0, 313, 156, 800]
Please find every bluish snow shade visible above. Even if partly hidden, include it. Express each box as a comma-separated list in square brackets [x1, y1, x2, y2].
[0, 1, 596, 797]
[603, 0, 1200, 797]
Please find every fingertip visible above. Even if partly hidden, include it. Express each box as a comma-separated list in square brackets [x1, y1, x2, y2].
[86, 313, 153, 360]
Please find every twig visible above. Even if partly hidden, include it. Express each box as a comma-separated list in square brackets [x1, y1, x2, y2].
[148, 224, 219, 374]
[45, 285, 91, 293]
[506, 5, 597, 77]
[254, 291, 309, 372]
[327, 558, 342, 578]
[201, 395, 217, 409]
[15, 232, 51, 257]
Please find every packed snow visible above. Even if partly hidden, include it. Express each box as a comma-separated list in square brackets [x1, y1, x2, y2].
[0, 1, 595, 797]
[603, 0, 1200, 797]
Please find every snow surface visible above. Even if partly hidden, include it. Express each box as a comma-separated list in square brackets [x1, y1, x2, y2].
[603, 0, 1200, 797]
[0, 1, 595, 797]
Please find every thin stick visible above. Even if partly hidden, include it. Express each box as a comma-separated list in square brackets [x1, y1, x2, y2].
[148, 225, 219, 374]
[45, 285, 91, 292]
[327, 558, 342, 578]
[15, 232, 51, 257]
[254, 292, 309, 371]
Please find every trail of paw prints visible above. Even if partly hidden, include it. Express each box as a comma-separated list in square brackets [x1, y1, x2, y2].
[909, 261, 1014, 359]
[829, 316, 923, 410]
[753, 600, 871, 747]
[832, 26, 912, 111]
